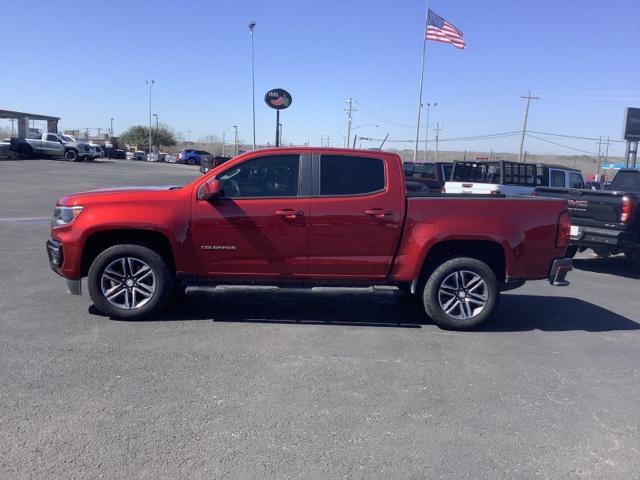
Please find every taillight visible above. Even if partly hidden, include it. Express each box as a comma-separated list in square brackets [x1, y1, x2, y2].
[557, 210, 571, 249]
[621, 196, 633, 224]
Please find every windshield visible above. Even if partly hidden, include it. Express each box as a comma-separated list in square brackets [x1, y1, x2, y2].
[611, 171, 640, 192]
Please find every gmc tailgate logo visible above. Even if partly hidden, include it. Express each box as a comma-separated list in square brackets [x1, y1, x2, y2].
[568, 199, 588, 210]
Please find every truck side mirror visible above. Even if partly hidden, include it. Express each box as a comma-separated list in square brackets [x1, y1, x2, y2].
[197, 178, 221, 202]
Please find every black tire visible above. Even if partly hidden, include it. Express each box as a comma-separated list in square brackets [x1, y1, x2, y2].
[87, 244, 174, 320]
[624, 251, 640, 270]
[65, 149, 78, 162]
[187, 158, 195, 166]
[592, 247, 610, 258]
[422, 257, 499, 330]
[565, 245, 579, 258]
[18, 144, 33, 159]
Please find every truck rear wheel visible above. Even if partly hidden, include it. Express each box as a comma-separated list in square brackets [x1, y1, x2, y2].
[87, 244, 173, 320]
[625, 251, 640, 270]
[565, 245, 579, 258]
[18, 144, 33, 159]
[422, 257, 499, 330]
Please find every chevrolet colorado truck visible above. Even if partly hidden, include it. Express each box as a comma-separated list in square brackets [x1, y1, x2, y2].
[47, 148, 572, 329]
[536, 169, 640, 267]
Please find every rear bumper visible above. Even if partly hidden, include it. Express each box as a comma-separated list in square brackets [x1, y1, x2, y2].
[570, 225, 638, 250]
[548, 258, 572, 286]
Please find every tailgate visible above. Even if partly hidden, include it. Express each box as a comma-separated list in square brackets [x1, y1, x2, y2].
[567, 190, 623, 224]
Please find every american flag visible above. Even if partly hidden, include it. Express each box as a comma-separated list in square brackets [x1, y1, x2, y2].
[426, 9, 466, 49]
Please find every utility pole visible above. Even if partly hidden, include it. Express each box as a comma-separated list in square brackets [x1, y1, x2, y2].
[186, 130, 192, 142]
[433, 122, 442, 162]
[249, 21, 257, 150]
[518, 91, 538, 162]
[222, 131, 226, 156]
[145, 80, 154, 153]
[110, 118, 114, 138]
[233, 125, 239, 155]
[345, 98, 355, 148]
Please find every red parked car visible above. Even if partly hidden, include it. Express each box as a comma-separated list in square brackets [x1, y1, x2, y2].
[46, 148, 572, 329]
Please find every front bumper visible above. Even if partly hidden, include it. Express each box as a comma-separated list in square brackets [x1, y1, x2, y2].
[46, 239, 82, 295]
[548, 258, 572, 286]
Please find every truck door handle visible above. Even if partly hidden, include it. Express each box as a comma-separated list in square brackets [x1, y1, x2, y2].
[364, 208, 392, 218]
[275, 209, 304, 220]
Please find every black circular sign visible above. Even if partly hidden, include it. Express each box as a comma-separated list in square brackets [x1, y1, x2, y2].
[264, 89, 292, 110]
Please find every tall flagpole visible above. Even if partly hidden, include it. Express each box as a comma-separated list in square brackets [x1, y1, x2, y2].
[413, 0, 429, 162]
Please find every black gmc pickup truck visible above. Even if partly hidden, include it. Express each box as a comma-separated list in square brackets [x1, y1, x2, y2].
[536, 169, 640, 268]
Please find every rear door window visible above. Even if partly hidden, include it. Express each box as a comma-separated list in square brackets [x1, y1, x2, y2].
[320, 155, 385, 196]
[550, 170, 565, 187]
[569, 172, 584, 189]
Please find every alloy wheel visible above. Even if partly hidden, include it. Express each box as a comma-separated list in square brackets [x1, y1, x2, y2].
[437, 270, 488, 320]
[100, 256, 156, 310]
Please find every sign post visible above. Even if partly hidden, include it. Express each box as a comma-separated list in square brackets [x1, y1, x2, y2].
[264, 88, 292, 147]
[623, 107, 640, 168]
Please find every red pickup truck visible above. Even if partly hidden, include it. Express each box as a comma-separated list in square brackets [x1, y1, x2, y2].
[47, 148, 572, 329]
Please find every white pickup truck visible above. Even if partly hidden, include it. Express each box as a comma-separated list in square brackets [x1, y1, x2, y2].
[11, 133, 81, 161]
[444, 160, 584, 196]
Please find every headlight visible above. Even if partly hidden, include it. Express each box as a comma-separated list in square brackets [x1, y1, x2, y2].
[52, 206, 84, 226]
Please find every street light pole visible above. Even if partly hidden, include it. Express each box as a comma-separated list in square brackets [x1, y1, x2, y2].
[249, 21, 257, 150]
[234, 125, 239, 155]
[153, 114, 159, 152]
[145, 80, 154, 155]
[423, 102, 436, 162]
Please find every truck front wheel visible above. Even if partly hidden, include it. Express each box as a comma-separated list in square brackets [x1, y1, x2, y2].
[65, 149, 78, 162]
[87, 244, 174, 320]
[422, 257, 499, 330]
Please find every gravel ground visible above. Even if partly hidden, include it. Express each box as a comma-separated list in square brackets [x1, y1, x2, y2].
[1, 158, 639, 479]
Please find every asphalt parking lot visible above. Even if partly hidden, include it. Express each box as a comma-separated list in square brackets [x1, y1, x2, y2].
[1, 158, 639, 479]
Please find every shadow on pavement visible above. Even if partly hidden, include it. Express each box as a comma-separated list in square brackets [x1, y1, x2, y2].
[573, 255, 640, 280]
[93, 289, 639, 332]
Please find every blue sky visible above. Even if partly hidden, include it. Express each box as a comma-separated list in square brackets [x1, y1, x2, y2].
[2, 0, 639, 156]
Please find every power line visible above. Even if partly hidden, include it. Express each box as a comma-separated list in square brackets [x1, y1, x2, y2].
[363, 131, 521, 143]
[355, 101, 415, 129]
[529, 130, 626, 143]
[525, 133, 598, 156]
